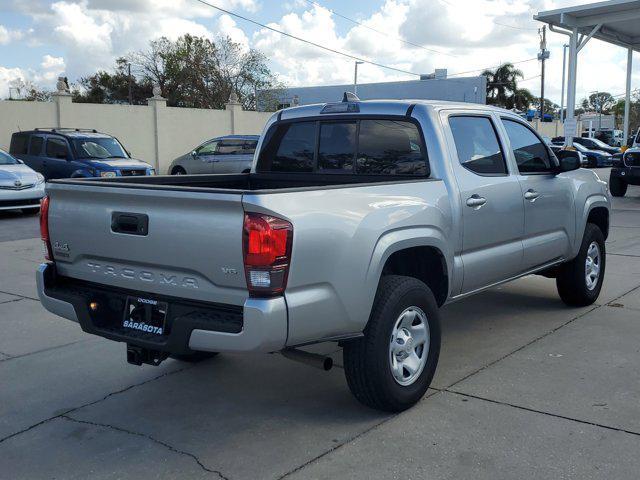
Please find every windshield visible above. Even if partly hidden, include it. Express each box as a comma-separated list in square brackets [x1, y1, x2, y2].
[589, 138, 611, 148]
[73, 137, 128, 159]
[0, 150, 19, 165]
[573, 143, 588, 153]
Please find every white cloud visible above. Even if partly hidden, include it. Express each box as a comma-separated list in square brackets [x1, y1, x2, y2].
[0, 25, 24, 45]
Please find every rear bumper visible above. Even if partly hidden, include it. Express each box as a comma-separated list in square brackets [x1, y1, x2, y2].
[36, 263, 287, 353]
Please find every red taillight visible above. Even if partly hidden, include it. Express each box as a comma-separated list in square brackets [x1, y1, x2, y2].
[40, 196, 53, 261]
[243, 212, 293, 297]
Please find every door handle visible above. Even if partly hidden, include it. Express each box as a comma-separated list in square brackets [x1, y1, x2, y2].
[466, 194, 487, 208]
[524, 189, 540, 201]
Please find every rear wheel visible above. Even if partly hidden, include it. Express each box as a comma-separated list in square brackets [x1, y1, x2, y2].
[170, 351, 218, 362]
[556, 223, 606, 306]
[343, 275, 441, 412]
[609, 176, 627, 197]
[171, 166, 187, 175]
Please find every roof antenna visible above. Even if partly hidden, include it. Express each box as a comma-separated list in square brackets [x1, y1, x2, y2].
[342, 91, 360, 103]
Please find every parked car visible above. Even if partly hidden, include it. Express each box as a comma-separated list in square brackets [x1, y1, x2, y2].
[552, 141, 612, 168]
[168, 135, 259, 175]
[37, 97, 610, 412]
[0, 149, 45, 214]
[549, 144, 587, 167]
[553, 135, 620, 155]
[609, 147, 640, 197]
[10, 128, 154, 180]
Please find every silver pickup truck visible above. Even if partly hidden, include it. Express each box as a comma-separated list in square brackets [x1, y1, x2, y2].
[37, 97, 610, 412]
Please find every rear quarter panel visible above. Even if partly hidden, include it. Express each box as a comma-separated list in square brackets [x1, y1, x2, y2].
[243, 179, 453, 346]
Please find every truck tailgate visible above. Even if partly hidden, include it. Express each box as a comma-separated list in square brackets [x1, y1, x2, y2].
[46, 182, 248, 306]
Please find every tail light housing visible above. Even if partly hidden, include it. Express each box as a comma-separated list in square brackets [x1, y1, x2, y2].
[243, 212, 293, 297]
[40, 196, 53, 261]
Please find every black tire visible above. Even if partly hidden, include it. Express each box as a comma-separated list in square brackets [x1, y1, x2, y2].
[170, 351, 218, 362]
[556, 223, 606, 307]
[343, 275, 441, 412]
[609, 176, 627, 197]
[588, 156, 597, 168]
[171, 166, 187, 175]
[22, 207, 40, 215]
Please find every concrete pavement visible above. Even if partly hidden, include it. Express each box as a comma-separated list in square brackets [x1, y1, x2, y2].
[1, 168, 639, 479]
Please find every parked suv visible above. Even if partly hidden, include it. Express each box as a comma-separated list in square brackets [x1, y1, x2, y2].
[10, 128, 154, 180]
[168, 135, 259, 175]
[609, 147, 640, 197]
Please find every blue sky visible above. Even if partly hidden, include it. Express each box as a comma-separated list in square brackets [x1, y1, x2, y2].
[0, 0, 637, 105]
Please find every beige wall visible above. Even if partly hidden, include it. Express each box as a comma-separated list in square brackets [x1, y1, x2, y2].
[532, 119, 583, 139]
[0, 94, 273, 174]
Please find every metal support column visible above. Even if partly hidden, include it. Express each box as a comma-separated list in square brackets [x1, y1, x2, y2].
[564, 27, 579, 147]
[624, 48, 633, 143]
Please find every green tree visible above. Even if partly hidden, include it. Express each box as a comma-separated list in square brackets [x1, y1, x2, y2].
[6, 78, 52, 101]
[482, 63, 524, 108]
[580, 92, 615, 114]
[129, 34, 282, 110]
[73, 58, 153, 105]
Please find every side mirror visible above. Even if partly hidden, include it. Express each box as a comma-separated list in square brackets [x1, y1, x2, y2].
[555, 150, 581, 173]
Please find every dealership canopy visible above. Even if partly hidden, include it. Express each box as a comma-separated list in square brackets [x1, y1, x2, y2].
[535, 0, 640, 144]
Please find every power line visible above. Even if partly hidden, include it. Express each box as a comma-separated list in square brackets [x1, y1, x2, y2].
[302, 0, 457, 58]
[192, 0, 422, 77]
[448, 57, 538, 77]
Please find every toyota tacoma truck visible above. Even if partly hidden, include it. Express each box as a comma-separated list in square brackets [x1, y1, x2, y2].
[37, 97, 611, 412]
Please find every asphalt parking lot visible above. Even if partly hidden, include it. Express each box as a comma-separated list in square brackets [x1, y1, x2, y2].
[1, 168, 639, 479]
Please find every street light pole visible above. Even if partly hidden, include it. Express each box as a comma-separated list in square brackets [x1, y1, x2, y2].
[354, 61, 363, 95]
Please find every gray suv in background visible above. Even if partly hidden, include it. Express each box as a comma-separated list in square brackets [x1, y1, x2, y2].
[168, 135, 259, 175]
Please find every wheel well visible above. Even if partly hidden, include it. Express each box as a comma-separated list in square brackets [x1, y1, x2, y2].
[381, 246, 448, 306]
[587, 207, 609, 240]
[242, 169, 250, 173]
[172, 166, 186, 174]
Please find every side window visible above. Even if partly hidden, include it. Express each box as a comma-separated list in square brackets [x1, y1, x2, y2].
[357, 120, 427, 175]
[502, 119, 554, 174]
[217, 140, 245, 155]
[244, 141, 258, 155]
[29, 136, 44, 156]
[449, 116, 507, 175]
[318, 122, 356, 172]
[9, 133, 28, 155]
[45, 137, 70, 159]
[269, 122, 315, 172]
[196, 141, 218, 156]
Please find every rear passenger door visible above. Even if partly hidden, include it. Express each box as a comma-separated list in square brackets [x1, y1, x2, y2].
[445, 113, 525, 294]
[213, 139, 247, 173]
[500, 118, 575, 270]
[43, 136, 73, 179]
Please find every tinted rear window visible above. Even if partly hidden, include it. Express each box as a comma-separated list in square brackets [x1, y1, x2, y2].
[257, 118, 428, 176]
[357, 120, 426, 175]
[10, 133, 28, 155]
[318, 122, 356, 172]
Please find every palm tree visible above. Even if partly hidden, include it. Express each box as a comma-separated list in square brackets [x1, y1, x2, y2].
[482, 63, 524, 108]
[509, 88, 535, 111]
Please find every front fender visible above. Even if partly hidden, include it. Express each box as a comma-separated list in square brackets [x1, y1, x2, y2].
[574, 194, 610, 255]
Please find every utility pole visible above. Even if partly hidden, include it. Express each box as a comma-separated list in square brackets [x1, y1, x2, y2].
[127, 63, 133, 105]
[354, 61, 363, 95]
[538, 26, 549, 122]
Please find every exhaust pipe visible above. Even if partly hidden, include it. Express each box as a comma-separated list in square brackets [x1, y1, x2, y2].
[281, 348, 333, 371]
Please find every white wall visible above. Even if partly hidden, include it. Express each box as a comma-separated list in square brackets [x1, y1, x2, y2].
[0, 94, 273, 174]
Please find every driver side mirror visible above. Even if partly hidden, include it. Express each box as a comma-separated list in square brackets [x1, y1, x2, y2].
[555, 150, 581, 173]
